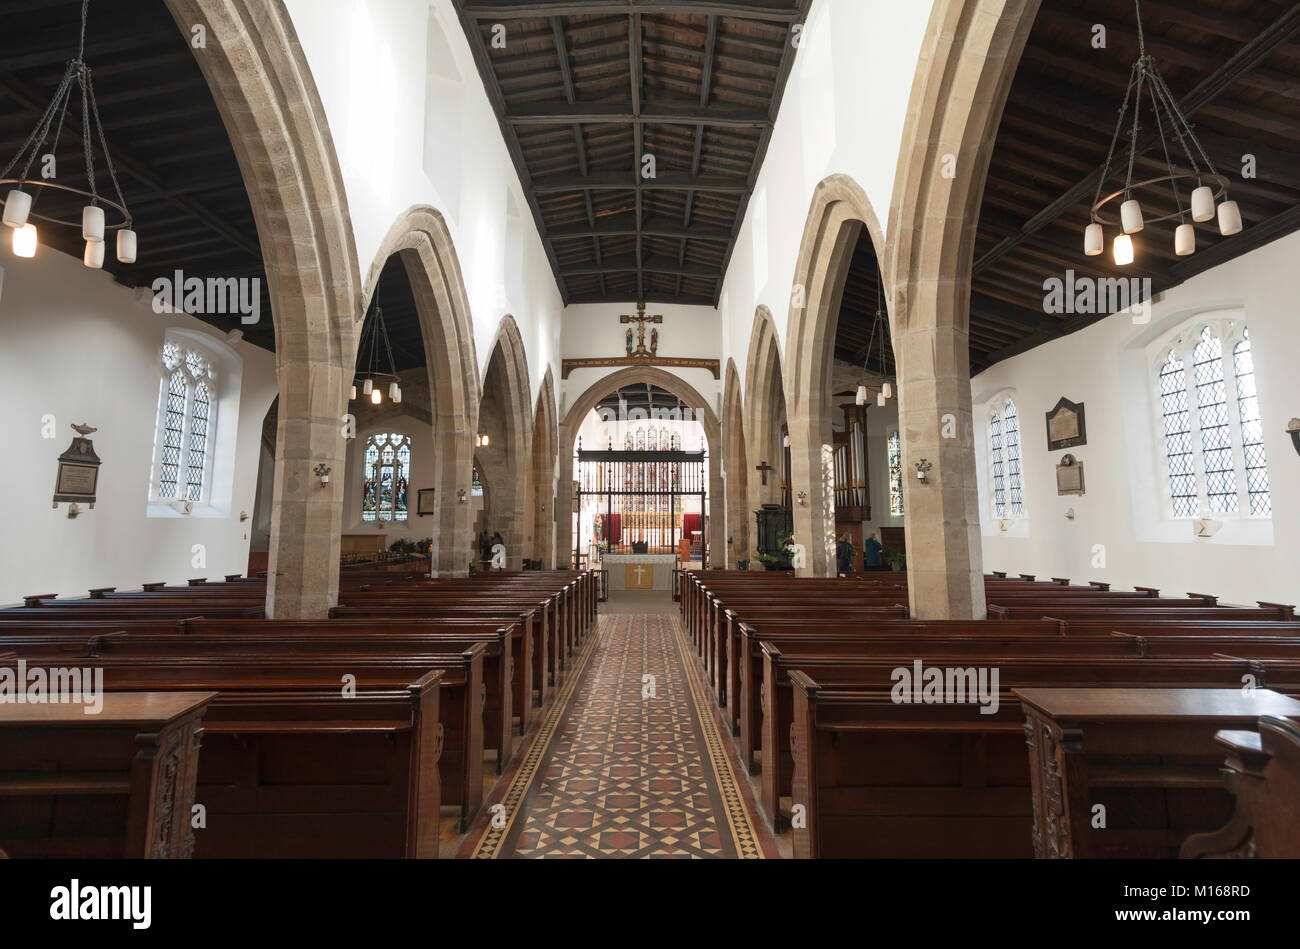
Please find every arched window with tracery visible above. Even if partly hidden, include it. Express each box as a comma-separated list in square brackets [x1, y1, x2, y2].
[988, 396, 1025, 518]
[361, 432, 411, 522]
[1153, 318, 1270, 519]
[151, 338, 218, 504]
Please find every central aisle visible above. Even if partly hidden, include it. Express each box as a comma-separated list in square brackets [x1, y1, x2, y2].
[461, 609, 775, 858]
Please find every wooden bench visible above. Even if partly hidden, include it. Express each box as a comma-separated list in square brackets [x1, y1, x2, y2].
[0, 691, 216, 858]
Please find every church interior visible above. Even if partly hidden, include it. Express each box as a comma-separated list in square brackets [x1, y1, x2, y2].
[1, 0, 1299, 888]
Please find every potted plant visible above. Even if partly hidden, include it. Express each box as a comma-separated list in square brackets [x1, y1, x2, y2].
[884, 549, 907, 572]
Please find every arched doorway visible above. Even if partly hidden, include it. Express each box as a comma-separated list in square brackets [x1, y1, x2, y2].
[526, 368, 559, 568]
[743, 307, 791, 567]
[721, 360, 749, 568]
[477, 316, 533, 571]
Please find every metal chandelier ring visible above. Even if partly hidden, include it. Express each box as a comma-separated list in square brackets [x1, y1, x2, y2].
[0, 178, 133, 230]
[1090, 173, 1229, 228]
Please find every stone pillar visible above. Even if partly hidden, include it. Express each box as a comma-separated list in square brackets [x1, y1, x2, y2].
[265, 360, 351, 619]
[787, 412, 836, 577]
[894, 322, 986, 619]
[431, 411, 473, 577]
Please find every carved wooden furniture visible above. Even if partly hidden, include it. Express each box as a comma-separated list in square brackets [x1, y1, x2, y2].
[1181, 714, 1300, 858]
[1016, 688, 1300, 858]
[0, 691, 216, 858]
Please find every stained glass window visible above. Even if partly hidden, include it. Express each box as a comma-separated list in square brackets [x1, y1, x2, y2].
[887, 430, 904, 517]
[361, 433, 411, 522]
[152, 339, 218, 504]
[1154, 320, 1271, 519]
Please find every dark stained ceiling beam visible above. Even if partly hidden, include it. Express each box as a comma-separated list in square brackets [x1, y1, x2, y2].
[531, 170, 748, 192]
[504, 100, 771, 127]
[460, 2, 806, 23]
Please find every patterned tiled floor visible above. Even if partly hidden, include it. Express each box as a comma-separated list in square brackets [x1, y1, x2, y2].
[463, 611, 774, 858]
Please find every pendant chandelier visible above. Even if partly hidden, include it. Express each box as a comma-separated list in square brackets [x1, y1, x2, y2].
[351, 296, 401, 405]
[1084, 0, 1242, 266]
[856, 274, 893, 407]
[1, 0, 136, 267]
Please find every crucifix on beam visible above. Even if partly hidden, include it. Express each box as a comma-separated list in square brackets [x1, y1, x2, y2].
[621, 302, 663, 357]
[755, 461, 774, 486]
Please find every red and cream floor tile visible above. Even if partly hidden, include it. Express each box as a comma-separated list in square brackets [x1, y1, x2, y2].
[462, 611, 774, 859]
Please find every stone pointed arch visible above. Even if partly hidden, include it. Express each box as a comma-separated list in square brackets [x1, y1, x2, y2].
[163, 0, 361, 617]
[743, 307, 789, 564]
[479, 315, 534, 571]
[782, 175, 889, 577]
[526, 366, 559, 568]
[722, 359, 750, 569]
[363, 205, 482, 576]
[557, 367, 722, 569]
[883, 0, 1039, 618]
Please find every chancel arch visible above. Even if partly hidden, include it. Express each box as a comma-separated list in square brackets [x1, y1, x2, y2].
[557, 367, 722, 571]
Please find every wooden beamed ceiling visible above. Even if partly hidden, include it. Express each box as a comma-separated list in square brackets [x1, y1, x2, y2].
[0, 0, 274, 350]
[965, 0, 1300, 372]
[451, 0, 812, 306]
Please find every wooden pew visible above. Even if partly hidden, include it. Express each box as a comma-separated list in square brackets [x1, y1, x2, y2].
[1181, 715, 1300, 858]
[0, 691, 216, 858]
[1016, 687, 1300, 858]
[786, 660, 1300, 858]
[0, 654, 456, 855]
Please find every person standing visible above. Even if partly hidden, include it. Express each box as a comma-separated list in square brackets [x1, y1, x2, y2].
[864, 532, 884, 570]
[836, 535, 855, 574]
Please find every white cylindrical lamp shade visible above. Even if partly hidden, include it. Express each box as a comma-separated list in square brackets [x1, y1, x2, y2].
[116, 228, 137, 264]
[350, 385, 357, 400]
[1113, 233, 1134, 266]
[1084, 222, 1104, 256]
[82, 205, 105, 243]
[362, 378, 373, 395]
[83, 239, 105, 269]
[370, 387, 382, 404]
[3, 189, 32, 228]
[855, 385, 867, 406]
[1175, 223, 1195, 257]
[13, 223, 37, 257]
[392, 386, 402, 404]
[1217, 200, 1242, 236]
[1120, 199, 1144, 234]
[1190, 186, 1215, 223]
[388, 382, 400, 400]
[877, 392, 886, 407]
[882, 382, 893, 399]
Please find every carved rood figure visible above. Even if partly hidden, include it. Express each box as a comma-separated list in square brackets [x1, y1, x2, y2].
[755, 461, 774, 486]
[620, 302, 663, 357]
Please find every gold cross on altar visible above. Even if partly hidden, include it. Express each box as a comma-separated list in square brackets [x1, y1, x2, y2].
[620, 302, 663, 356]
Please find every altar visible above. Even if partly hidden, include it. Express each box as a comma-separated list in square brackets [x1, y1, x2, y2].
[603, 553, 677, 592]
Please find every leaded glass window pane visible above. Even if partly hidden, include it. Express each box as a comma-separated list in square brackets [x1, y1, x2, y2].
[361, 433, 411, 522]
[1192, 327, 1238, 514]
[159, 369, 186, 499]
[989, 409, 1006, 518]
[888, 430, 904, 517]
[1233, 329, 1270, 517]
[1158, 349, 1197, 517]
[186, 382, 210, 501]
[1003, 398, 1024, 516]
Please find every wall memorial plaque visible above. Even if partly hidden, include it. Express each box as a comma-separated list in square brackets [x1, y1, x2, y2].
[416, 488, 436, 516]
[1055, 453, 1085, 496]
[53, 424, 101, 509]
[1045, 397, 1087, 451]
